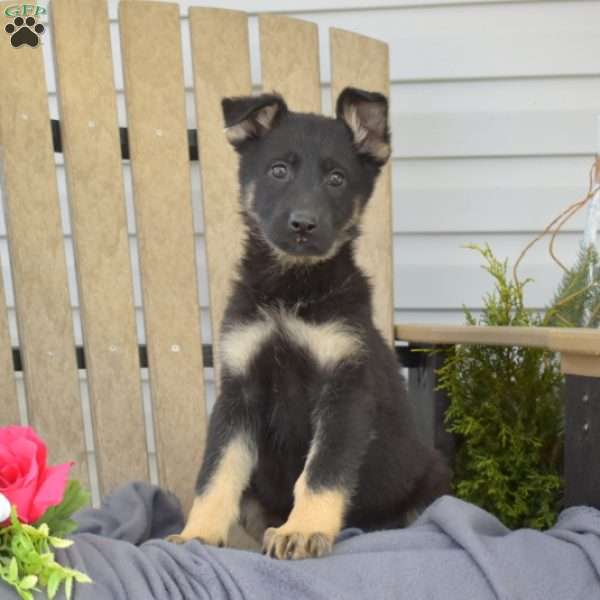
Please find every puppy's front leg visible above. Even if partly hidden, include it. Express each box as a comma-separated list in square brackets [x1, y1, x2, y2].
[264, 368, 372, 560]
[263, 469, 346, 560]
[169, 384, 257, 547]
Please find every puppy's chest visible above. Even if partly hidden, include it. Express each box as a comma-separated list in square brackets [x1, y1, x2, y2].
[222, 307, 363, 456]
[220, 307, 363, 381]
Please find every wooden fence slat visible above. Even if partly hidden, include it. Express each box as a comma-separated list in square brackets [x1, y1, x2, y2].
[259, 14, 321, 114]
[190, 7, 251, 379]
[0, 1, 87, 480]
[51, 0, 148, 493]
[330, 28, 394, 343]
[120, 0, 206, 511]
[0, 272, 18, 425]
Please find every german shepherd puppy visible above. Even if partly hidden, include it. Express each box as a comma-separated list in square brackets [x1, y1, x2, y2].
[171, 87, 451, 560]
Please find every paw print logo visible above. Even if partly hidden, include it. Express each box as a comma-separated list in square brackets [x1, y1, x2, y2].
[5, 16, 45, 48]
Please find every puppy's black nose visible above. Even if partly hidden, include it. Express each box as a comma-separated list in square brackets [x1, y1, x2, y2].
[289, 211, 318, 234]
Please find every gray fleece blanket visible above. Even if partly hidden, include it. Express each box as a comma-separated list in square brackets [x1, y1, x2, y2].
[2, 481, 600, 599]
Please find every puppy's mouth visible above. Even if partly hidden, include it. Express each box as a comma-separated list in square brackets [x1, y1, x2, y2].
[268, 234, 333, 259]
[276, 238, 329, 257]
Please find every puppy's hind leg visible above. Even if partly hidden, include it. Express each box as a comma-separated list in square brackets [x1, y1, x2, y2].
[411, 447, 453, 511]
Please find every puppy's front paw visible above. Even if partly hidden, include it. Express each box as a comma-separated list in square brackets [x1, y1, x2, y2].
[166, 533, 189, 545]
[168, 494, 234, 547]
[165, 527, 226, 547]
[262, 526, 333, 560]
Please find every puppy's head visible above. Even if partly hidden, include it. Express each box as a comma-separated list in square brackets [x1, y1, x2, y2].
[222, 87, 391, 263]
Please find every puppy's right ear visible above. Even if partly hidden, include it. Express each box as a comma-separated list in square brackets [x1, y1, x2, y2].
[222, 93, 287, 149]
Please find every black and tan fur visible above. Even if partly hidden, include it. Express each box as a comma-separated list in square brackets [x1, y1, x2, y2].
[170, 87, 451, 560]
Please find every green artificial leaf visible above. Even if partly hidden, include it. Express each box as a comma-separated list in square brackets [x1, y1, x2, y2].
[64, 575, 73, 600]
[0, 501, 92, 600]
[8, 557, 18, 582]
[72, 571, 92, 584]
[37, 524, 49, 537]
[35, 480, 91, 537]
[47, 570, 61, 599]
[49, 536, 73, 549]
[19, 575, 37, 590]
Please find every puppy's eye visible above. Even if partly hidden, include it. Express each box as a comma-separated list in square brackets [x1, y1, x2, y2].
[270, 163, 289, 180]
[327, 171, 345, 187]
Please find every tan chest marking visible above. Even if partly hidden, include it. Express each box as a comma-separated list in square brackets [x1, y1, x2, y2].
[281, 313, 363, 369]
[220, 320, 275, 376]
[221, 311, 363, 376]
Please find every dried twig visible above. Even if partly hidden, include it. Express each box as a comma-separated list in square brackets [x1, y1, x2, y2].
[513, 161, 600, 285]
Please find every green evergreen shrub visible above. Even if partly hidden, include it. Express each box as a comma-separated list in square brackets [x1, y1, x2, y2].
[436, 245, 564, 529]
[545, 245, 600, 328]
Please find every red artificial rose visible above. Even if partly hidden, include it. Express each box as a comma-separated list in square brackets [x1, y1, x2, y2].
[0, 426, 72, 524]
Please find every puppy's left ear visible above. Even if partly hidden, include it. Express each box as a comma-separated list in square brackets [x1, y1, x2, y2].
[336, 87, 391, 166]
